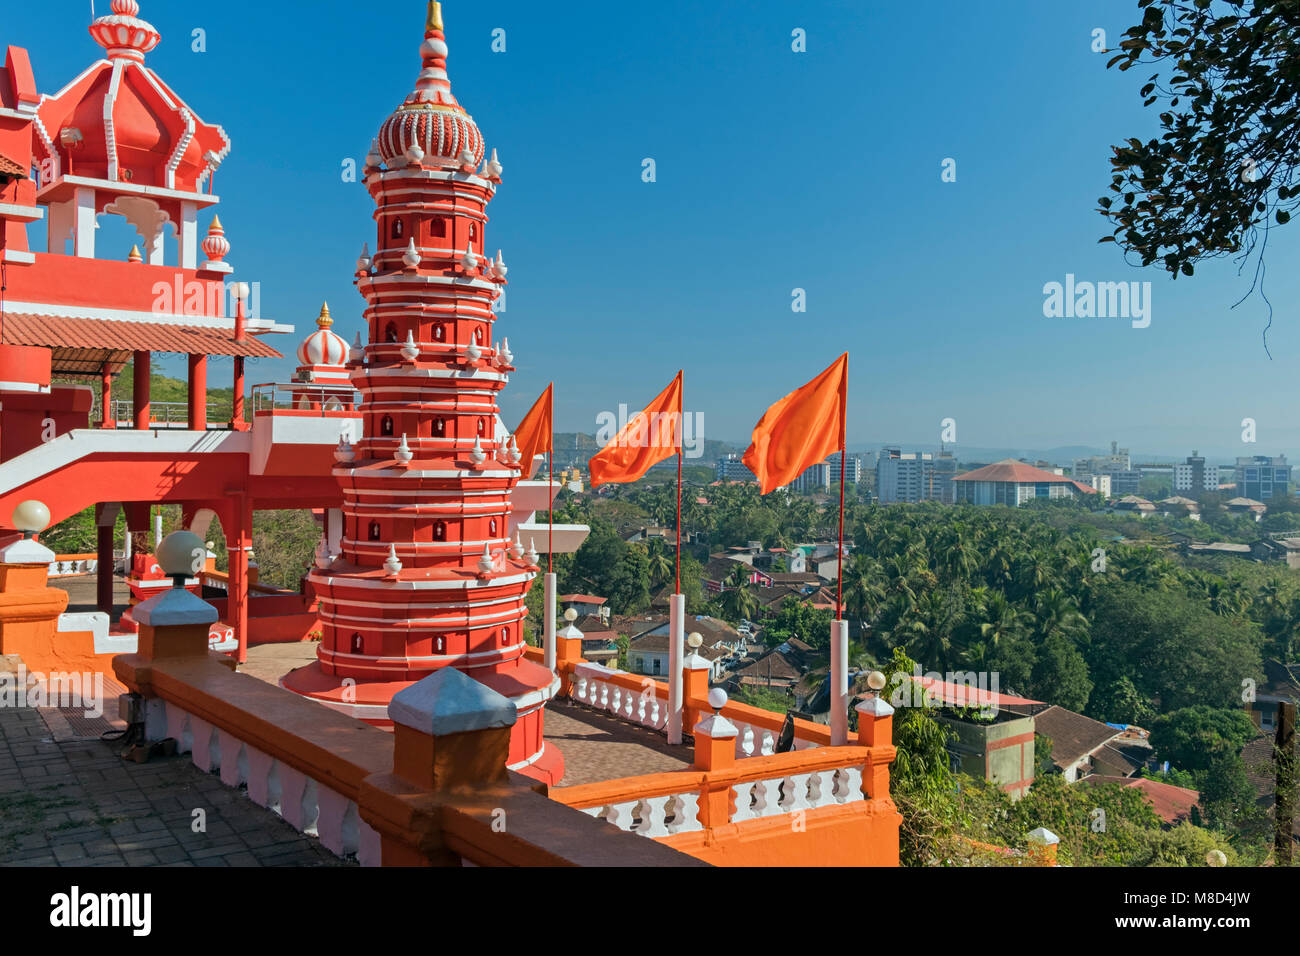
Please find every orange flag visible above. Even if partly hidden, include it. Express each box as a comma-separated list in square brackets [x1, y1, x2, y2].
[513, 383, 553, 476]
[742, 353, 848, 495]
[589, 371, 683, 488]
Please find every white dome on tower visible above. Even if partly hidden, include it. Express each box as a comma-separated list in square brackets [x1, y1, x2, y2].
[297, 303, 349, 367]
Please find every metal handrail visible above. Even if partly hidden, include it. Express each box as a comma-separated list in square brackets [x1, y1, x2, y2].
[251, 382, 358, 416]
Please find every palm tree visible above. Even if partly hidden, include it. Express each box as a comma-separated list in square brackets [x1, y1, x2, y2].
[645, 540, 673, 590]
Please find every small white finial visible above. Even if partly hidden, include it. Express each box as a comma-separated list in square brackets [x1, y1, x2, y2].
[466, 338, 482, 362]
[350, 331, 365, 364]
[485, 148, 503, 181]
[365, 139, 383, 169]
[500, 337, 513, 366]
[395, 433, 413, 462]
[478, 542, 494, 573]
[405, 142, 425, 166]
[402, 238, 421, 269]
[470, 436, 486, 464]
[384, 544, 403, 577]
[460, 246, 479, 272]
[400, 330, 420, 362]
[525, 538, 539, 566]
[334, 434, 355, 463]
[356, 242, 371, 273]
[315, 537, 332, 569]
[507, 435, 521, 464]
[493, 249, 507, 279]
[459, 148, 477, 172]
[509, 532, 524, 560]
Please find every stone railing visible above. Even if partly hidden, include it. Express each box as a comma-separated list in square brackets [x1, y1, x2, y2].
[546, 637, 833, 756]
[553, 747, 871, 835]
[113, 585, 701, 868]
[48, 554, 98, 577]
[547, 694, 900, 866]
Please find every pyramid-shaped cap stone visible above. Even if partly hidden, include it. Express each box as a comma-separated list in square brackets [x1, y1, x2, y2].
[389, 666, 517, 736]
[134, 587, 219, 628]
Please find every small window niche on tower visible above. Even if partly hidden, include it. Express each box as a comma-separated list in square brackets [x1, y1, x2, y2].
[489, 517, 497, 537]
[476, 417, 486, 437]
[469, 221, 478, 246]
[433, 520, 447, 542]
[392, 218, 404, 240]
[368, 521, 382, 541]
[431, 417, 446, 438]
[432, 322, 445, 343]
[384, 322, 399, 343]
[430, 217, 447, 238]
[350, 632, 364, 654]
[381, 415, 394, 436]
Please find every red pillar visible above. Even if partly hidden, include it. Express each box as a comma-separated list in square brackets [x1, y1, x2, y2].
[95, 504, 114, 614]
[227, 496, 252, 664]
[231, 356, 246, 430]
[132, 350, 151, 430]
[99, 364, 113, 428]
[188, 353, 208, 431]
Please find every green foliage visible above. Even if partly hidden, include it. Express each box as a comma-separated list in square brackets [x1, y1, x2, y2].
[763, 597, 832, 650]
[731, 686, 792, 714]
[1149, 706, 1258, 775]
[1100, 0, 1300, 278]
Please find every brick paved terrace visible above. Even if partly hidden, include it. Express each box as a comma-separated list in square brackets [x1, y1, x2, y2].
[0, 690, 351, 867]
[239, 644, 695, 788]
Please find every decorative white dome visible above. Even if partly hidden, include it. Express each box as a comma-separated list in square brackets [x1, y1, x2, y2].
[297, 303, 349, 366]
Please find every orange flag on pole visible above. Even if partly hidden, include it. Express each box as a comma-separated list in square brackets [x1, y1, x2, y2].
[513, 383, 553, 476]
[588, 371, 683, 488]
[742, 353, 848, 495]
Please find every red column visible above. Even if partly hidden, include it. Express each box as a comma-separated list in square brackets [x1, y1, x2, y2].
[188, 353, 208, 431]
[95, 505, 114, 615]
[227, 495, 252, 664]
[99, 364, 113, 428]
[132, 350, 151, 430]
[231, 356, 246, 430]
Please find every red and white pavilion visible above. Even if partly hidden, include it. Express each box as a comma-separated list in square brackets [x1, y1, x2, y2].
[282, 1, 564, 784]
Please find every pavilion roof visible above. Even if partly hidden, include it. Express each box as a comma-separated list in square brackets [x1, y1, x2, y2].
[2, 313, 282, 376]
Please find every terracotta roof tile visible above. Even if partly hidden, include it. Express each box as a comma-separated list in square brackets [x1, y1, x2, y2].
[954, 459, 1074, 484]
[0, 152, 26, 178]
[3, 313, 283, 359]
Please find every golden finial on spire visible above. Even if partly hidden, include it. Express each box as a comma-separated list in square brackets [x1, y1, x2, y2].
[317, 302, 333, 328]
[209, 213, 223, 232]
[426, 1, 443, 31]
[128, 244, 142, 263]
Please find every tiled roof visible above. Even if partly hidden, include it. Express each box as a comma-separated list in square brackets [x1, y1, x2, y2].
[953, 459, 1074, 484]
[1033, 705, 1122, 768]
[732, 649, 803, 682]
[915, 676, 1043, 710]
[559, 594, 606, 605]
[1082, 776, 1200, 825]
[0, 152, 26, 178]
[2, 313, 283, 359]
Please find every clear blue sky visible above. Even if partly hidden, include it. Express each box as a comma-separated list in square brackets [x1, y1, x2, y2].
[13, 0, 1300, 461]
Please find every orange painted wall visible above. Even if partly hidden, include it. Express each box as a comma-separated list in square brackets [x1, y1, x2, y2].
[661, 800, 901, 867]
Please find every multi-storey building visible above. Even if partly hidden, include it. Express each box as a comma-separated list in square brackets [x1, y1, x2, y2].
[827, 451, 862, 486]
[876, 448, 932, 503]
[953, 460, 1095, 507]
[1172, 451, 1220, 495]
[1235, 455, 1290, 501]
[716, 454, 756, 483]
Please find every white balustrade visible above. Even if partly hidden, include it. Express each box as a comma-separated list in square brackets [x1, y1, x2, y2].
[136, 699, 380, 864]
[580, 791, 702, 838]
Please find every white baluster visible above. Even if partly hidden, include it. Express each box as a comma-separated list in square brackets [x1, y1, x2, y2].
[635, 797, 670, 838]
[622, 692, 635, 720]
[807, 769, 836, 809]
[760, 730, 776, 755]
[779, 773, 813, 813]
[636, 693, 648, 725]
[609, 685, 621, 715]
[666, 792, 703, 834]
[600, 801, 636, 831]
[731, 782, 758, 823]
[598, 683, 610, 711]
[752, 778, 782, 817]
[574, 676, 588, 702]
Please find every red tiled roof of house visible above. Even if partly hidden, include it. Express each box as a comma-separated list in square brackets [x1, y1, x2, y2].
[559, 594, 606, 605]
[2, 313, 283, 358]
[1083, 775, 1200, 825]
[953, 459, 1073, 484]
[1070, 480, 1099, 495]
[914, 675, 1043, 709]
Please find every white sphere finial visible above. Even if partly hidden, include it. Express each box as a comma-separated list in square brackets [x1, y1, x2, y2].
[564, 608, 578, 623]
[707, 687, 728, 711]
[156, 530, 205, 580]
[12, 500, 50, 535]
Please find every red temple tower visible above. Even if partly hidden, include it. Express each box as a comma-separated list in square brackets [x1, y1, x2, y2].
[283, 1, 562, 784]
